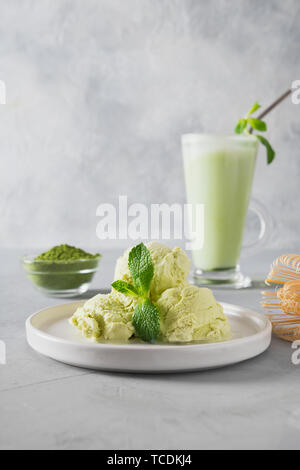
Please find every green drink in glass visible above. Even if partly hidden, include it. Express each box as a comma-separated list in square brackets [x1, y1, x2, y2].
[182, 134, 267, 288]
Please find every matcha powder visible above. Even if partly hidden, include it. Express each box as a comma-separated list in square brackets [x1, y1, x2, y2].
[35, 244, 100, 262]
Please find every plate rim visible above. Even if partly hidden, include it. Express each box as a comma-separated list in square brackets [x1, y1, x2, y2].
[26, 300, 272, 351]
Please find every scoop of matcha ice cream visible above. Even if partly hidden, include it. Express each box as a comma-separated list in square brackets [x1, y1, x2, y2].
[71, 292, 136, 342]
[157, 285, 231, 342]
[114, 241, 190, 301]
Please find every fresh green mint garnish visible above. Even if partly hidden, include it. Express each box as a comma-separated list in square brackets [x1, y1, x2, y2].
[111, 280, 140, 297]
[247, 118, 267, 132]
[112, 243, 160, 343]
[246, 101, 261, 116]
[128, 242, 154, 296]
[255, 135, 275, 165]
[235, 102, 275, 164]
[132, 298, 160, 343]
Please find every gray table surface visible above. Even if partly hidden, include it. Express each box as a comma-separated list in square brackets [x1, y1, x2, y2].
[1, 248, 300, 450]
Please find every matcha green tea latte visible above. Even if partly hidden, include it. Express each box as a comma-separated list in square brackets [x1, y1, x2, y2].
[23, 244, 101, 297]
[182, 95, 288, 289]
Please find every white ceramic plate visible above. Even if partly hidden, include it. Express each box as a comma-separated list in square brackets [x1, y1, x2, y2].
[26, 301, 272, 373]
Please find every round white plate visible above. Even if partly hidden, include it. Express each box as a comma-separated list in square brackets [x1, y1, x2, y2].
[26, 301, 272, 373]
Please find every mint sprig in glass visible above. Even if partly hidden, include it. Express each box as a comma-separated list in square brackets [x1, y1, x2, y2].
[235, 102, 275, 164]
[234, 89, 292, 164]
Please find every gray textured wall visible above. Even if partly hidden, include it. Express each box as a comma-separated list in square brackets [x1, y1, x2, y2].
[0, 0, 299, 250]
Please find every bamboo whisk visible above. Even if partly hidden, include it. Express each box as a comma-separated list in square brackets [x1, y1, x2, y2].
[262, 254, 300, 341]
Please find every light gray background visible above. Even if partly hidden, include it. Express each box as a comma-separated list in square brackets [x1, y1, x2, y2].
[0, 0, 299, 250]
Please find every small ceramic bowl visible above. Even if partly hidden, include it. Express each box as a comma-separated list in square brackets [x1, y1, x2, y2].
[23, 255, 101, 297]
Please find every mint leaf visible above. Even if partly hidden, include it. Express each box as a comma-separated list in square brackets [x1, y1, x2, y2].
[248, 118, 267, 132]
[128, 243, 154, 296]
[111, 280, 140, 297]
[246, 102, 261, 117]
[235, 118, 247, 134]
[256, 135, 275, 164]
[132, 299, 160, 342]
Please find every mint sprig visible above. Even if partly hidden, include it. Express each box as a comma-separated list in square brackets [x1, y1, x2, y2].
[246, 101, 261, 116]
[111, 280, 140, 297]
[235, 102, 275, 164]
[247, 118, 267, 132]
[132, 299, 160, 343]
[256, 135, 275, 165]
[128, 242, 154, 296]
[112, 243, 160, 343]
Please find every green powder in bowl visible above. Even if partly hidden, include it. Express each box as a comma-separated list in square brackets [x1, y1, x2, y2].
[23, 244, 101, 297]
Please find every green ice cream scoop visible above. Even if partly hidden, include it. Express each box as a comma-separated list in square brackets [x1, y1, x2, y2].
[113, 241, 191, 301]
[157, 286, 231, 343]
[71, 292, 136, 342]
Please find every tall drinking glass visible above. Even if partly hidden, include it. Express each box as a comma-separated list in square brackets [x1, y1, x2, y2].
[182, 134, 267, 288]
